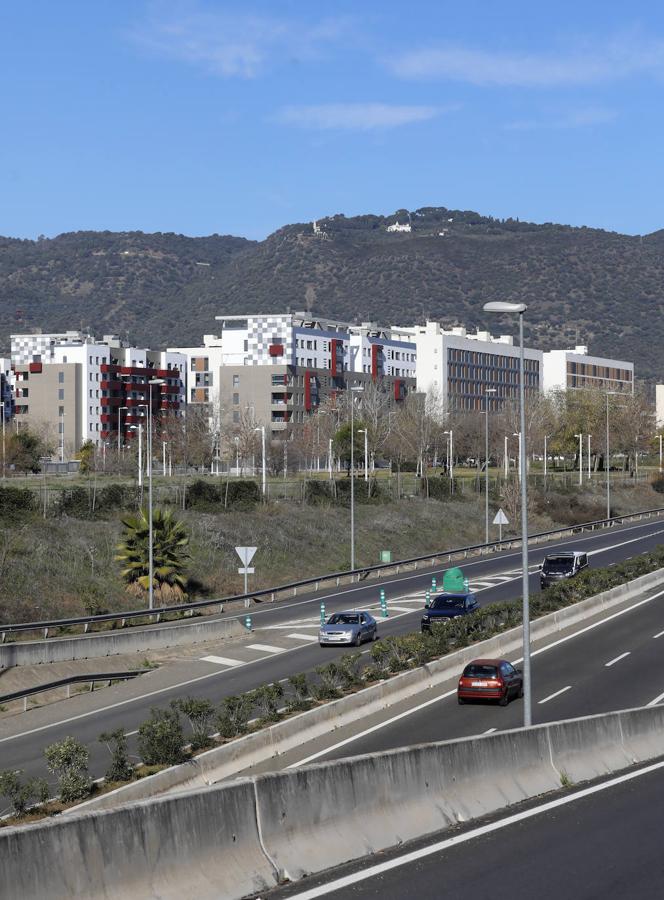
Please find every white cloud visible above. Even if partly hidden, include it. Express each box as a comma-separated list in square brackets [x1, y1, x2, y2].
[130, 7, 352, 78]
[390, 36, 664, 87]
[273, 103, 444, 130]
[505, 107, 618, 131]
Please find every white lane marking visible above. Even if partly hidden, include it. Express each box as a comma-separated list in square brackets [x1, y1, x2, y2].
[287, 633, 319, 642]
[587, 529, 664, 558]
[385, 606, 423, 613]
[200, 655, 245, 667]
[288, 587, 664, 768]
[246, 644, 286, 654]
[653, 629, 664, 639]
[281, 759, 664, 899]
[290, 688, 459, 768]
[483, 727, 497, 734]
[605, 652, 631, 667]
[538, 685, 572, 705]
[468, 581, 497, 589]
[647, 689, 664, 707]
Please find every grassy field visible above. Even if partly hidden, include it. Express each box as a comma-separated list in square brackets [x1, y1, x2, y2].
[0, 475, 661, 625]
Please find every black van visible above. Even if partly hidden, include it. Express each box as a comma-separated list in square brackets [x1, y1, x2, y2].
[540, 551, 588, 588]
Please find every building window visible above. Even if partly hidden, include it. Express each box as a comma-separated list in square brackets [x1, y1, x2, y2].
[233, 411, 240, 423]
[233, 393, 239, 405]
[58, 372, 64, 383]
[244, 340, 249, 352]
[58, 388, 64, 400]
[233, 374, 239, 387]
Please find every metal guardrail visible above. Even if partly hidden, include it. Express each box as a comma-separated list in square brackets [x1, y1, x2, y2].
[0, 669, 150, 709]
[2, 505, 664, 644]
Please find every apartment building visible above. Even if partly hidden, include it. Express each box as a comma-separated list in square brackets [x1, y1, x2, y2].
[0, 358, 13, 424]
[542, 346, 634, 394]
[213, 313, 416, 437]
[392, 321, 542, 412]
[10, 332, 185, 452]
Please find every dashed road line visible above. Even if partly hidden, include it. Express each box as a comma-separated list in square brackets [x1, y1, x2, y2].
[199, 655, 245, 667]
[246, 644, 286, 654]
[653, 629, 664, 639]
[538, 685, 572, 705]
[647, 689, 664, 707]
[605, 652, 630, 667]
[287, 633, 319, 642]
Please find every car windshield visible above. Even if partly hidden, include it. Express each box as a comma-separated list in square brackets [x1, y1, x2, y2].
[430, 596, 466, 611]
[463, 664, 498, 677]
[542, 557, 574, 574]
[327, 614, 360, 625]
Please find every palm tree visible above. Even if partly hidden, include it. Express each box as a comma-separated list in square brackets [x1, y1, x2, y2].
[115, 508, 190, 601]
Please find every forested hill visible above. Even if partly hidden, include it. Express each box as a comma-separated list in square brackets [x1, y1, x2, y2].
[1, 207, 662, 381]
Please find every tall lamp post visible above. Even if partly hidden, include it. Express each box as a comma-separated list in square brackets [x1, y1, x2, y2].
[444, 429, 454, 488]
[587, 434, 592, 479]
[147, 379, 165, 610]
[513, 432, 522, 481]
[605, 392, 620, 521]
[350, 385, 364, 570]
[0, 401, 5, 479]
[254, 425, 266, 496]
[574, 433, 583, 486]
[544, 434, 549, 482]
[484, 301, 531, 727]
[484, 388, 496, 543]
[358, 428, 368, 481]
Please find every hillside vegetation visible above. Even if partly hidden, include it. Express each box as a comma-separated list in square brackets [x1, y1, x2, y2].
[1, 206, 663, 379]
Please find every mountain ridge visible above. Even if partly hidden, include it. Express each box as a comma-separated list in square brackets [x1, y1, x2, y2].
[0, 207, 661, 382]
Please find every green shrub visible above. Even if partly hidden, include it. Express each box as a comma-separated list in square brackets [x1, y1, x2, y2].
[304, 481, 334, 504]
[44, 736, 92, 803]
[216, 694, 254, 739]
[311, 662, 345, 700]
[171, 697, 215, 750]
[285, 673, 314, 712]
[99, 728, 133, 783]
[0, 770, 49, 816]
[651, 476, 664, 494]
[137, 708, 186, 766]
[186, 479, 222, 509]
[0, 486, 36, 516]
[224, 480, 261, 509]
[56, 487, 91, 518]
[249, 683, 284, 726]
[97, 483, 137, 511]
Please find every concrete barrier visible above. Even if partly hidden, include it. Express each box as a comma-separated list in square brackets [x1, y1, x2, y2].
[72, 566, 664, 813]
[4, 704, 664, 900]
[0, 777, 276, 900]
[0, 615, 246, 667]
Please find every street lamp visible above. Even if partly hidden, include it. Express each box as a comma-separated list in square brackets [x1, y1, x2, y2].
[484, 388, 496, 543]
[587, 434, 592, 479]
[443, 429, 454, 486]
[513, 432, 521, 481]
[544, 435, 550, 482]
[484, 300, 531, 727]
[147, 378, 165, 610]
[350, 385, 364, 570]
[504, 435, 509, 478]
[0, 401, 5, 479]
[574, 433, 583, 486]
[254, 425, 266, 496]
[605, 392, 620, 520]
[357, 428, 368, 481]
[59, 409, 66, 463]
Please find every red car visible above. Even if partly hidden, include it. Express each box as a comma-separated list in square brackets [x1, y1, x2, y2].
[457, 658, 523, 706]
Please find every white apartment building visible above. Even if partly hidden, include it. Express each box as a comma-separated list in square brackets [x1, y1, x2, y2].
[542, 346, 634, 394]
[392, 321, 542, 411]
[10, 332, 185, 450]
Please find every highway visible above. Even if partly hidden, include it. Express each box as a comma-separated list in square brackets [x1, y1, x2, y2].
[1, 516, 664, 785]
[259, 760, 664, 899]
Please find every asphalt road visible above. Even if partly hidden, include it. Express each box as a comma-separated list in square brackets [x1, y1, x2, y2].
[2, 516, 664, 786]
[262, 760, 664, 899]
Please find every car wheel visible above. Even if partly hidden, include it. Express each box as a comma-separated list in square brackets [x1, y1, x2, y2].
[499, 689, 510, 706]
[517, 683, 524, 699]
[354, 632, 362, 647]
[458, 695, 465, 705]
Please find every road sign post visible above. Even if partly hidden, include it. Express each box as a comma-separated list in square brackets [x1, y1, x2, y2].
[493, 508, 509, 542]
[235, 546, 257, 606]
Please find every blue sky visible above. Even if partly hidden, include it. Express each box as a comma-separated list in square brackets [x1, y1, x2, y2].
[3, 0, 664, 240]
